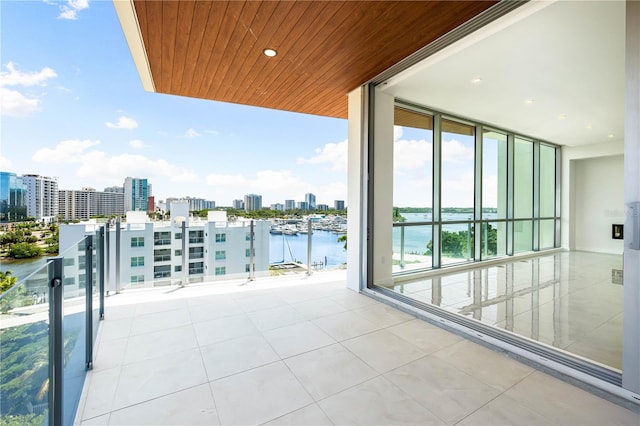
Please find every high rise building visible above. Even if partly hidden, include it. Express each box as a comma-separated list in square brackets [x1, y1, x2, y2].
[296, 201, 308, 210]
[243, 194, 262, 212]
[317, 204, 329, 211]
[270, 203, 284, 211]
[305, 193, 316, 210]
[23, 174, 58, 222]
[104, 186, 124, 194]
[232, 199, 244, 210]
[123, 177, 149, 212]
[59, 188, 125, 220]
[0, 172, 27, 222]
[284, 200, 295, 210]
[334, 200, 345, 210]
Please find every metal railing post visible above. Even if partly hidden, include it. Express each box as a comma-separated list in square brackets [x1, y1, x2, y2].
[249, 220, 255, 281]
[115, 220, 121, 293]
[181, 221, 187, 286]
[85, 235, 93, 370]
[400, 225, 405, 269]
[105, 224, 110, 295]
[48, 257, 63, 426]
[98, 226, 105, 319]
[307, 219, 313, 275]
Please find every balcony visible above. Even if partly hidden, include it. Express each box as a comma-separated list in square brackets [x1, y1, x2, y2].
[2, 235, 638, 425]
[74, 272, 637, 425]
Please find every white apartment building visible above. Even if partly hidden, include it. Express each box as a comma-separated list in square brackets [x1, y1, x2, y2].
[59, 188, 125, 220]
[59, 202, 270, 294]
[22, 174, 58, 222]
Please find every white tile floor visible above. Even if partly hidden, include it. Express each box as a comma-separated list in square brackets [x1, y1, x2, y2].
[77, 270, 639, 425]
[386, 251, 625, 369]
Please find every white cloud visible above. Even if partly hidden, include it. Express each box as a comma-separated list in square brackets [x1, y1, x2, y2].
[296, 140, 347, 171]
[442, 138, 474, 162]
[0, 155, 13, 170]
[57, 0, 89, 20]
[106, 116, 138, 129]
[32, 139, 100, 163]
[31, 139, 196, 184]
[184, 128, 201, 138]
[394, 125, 403, 141]
[394, 139, 432, 171]
[129, 139, 148, 149]
[206, 174, 248, 186]
[0, 62, 57, 87]
[0, 62, 57, 117]
[0, 87, 41, 117]
[204, 129, 219, 136]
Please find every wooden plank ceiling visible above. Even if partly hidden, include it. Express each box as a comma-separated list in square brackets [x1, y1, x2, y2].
[132, 0, 497, 119]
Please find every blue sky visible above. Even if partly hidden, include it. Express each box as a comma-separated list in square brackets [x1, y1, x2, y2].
[0, 0, 349, 207]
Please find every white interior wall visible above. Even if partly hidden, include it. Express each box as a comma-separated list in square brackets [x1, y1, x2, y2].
[561, 140, 624, 251]
[572, 154, 625, 254]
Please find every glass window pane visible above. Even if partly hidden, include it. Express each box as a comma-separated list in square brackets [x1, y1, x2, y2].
[540, 145, 556, 218]
[442, 119, 475, 218]
[393, 107, 433, 222]
[392, 224, 432, 272]
[514, 220, 533, 253]
[514, 139, 533, 218]
[481, 221, 507, 259]
[540, 219, 555, 249]
[482, 130, 507, 219]
[441, 223, 474, 265]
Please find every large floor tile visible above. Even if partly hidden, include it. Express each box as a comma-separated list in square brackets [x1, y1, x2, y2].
[318, 376, 444, 425]
[291, 297, 348, 320]
[284, 343, 377, 400]
[98, 317, 132, 342]
[385, 355, 501, 424]
[312, 311, 381, 341]
[80, 413, 110, 425]
[352, 303, 415, 328]
[457, 393, 555, 426]
[135, 299, 187, 316]
[192, 313, 259, 347]
[263, 321, 335, 358]
[330, 290, 378, 310]
[264, 403, 333, 425]
[210, 361, 313, 425]
[129, 307, 191, 336]
[112, 348, 208, 410]
[342, 329, 425, 373]
[432, 339, 533, 391]
[200, 334, 279, 380]
[234, 292, 286, 313]
[93, 337, 126, 372]
[108, 384, 219, 425]
[80, 367, 120, 420]
[247, 304, 306, 331]
[188, 298, 243, 323]
[386, 318, 463, 354]
[123, 324, 198, 364]
[504, 371, 640, 425]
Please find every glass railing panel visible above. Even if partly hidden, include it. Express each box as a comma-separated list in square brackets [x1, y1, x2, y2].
[60, 238, 88, 426]
[0, 261, 51, 425]
[441, 223, 474, 265]
[392, 224, 432, 273]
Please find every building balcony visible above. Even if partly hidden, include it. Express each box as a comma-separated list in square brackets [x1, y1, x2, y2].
[74, 270, 638, 425]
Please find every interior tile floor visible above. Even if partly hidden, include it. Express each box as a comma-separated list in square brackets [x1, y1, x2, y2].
[77, 269, 638, 425]
[386, 251, 624, 369]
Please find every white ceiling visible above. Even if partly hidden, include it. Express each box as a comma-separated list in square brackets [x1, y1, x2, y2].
[381, 0, 625, 147]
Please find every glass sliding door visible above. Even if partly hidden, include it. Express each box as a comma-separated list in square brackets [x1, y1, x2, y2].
[482, 130, 508, 258]
[441, 119, 475, 265]
[392, 106, 434, 272]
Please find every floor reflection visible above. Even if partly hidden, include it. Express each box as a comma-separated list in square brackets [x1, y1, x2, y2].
[386, 252, 623, 370]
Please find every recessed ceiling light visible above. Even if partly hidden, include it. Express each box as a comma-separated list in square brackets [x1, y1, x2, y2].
[586, 124, 592, 130]
[558, 114, 567, 120]
[263, 48, 277, 57]
[524, 99, 534, 105]
[471, 77, 482, 84]
[608, 134, 614, 139]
